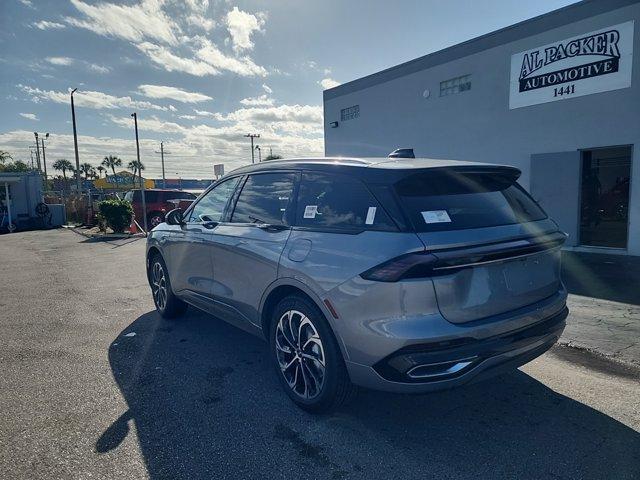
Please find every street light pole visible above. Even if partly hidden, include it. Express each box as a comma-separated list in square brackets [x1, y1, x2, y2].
[244, 133, 260, 164]
[131, 112, 148, 234]
[255, 145, 261, 162]
[70, 88, 81, 193]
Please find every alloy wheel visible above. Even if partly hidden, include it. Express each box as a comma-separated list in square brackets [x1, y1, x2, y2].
[275, 310, 326, 399]
[151, 261, 167, 310]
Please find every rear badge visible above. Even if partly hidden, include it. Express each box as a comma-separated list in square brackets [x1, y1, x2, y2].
[421, 210, 451, 224]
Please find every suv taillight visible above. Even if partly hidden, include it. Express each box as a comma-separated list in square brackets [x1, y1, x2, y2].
[360, 252, 438, 282]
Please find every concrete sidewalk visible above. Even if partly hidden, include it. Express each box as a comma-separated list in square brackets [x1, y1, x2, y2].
[561, 251, 640, 367]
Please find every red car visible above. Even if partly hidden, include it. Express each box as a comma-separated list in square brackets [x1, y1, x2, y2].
[124, 189, 197, 229]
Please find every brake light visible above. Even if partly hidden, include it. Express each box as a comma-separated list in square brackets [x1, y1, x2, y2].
[360, 252, 438, 282]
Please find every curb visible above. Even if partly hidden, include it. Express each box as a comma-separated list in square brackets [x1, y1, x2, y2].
[71, 227, 145, 240]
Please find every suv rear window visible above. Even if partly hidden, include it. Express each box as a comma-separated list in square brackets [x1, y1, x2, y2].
[395, 170, 547, 232]
[296, 172, 396, 231]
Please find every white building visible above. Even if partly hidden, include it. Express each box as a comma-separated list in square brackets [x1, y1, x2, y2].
[324, 0, 640, 255]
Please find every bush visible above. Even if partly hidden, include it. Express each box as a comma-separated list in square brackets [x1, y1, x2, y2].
[97, 199, 133, 233]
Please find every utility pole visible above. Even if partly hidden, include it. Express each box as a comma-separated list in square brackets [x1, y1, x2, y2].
[40, 133, 49, 184]
[244, 133, 260, 164]
[131, 113, 148, 234]
[70, 88, 81, 193]
[155, 141, 171, 188]
[33, 133, 42, 172]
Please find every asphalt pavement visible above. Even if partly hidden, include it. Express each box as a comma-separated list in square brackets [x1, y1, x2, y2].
[0, 229, 638, 480]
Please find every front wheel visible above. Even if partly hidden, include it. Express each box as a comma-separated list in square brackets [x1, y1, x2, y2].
[149, 255, 187, 319]
[270, 295, 356, 413]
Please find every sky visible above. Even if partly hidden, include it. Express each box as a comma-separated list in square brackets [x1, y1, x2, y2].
[0, 0, 579, 179]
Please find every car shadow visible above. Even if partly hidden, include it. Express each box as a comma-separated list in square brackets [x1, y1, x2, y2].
[562, 251, 640, 305]
[100, 309, 640, 480]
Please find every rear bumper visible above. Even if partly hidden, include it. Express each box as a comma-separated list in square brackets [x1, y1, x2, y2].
[345, 305, 567, 393]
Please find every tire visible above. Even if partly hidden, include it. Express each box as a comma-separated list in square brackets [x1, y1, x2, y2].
[148, 254, 187, 319]
[270, 295, 356, 413]
[148, 212, 164, 230]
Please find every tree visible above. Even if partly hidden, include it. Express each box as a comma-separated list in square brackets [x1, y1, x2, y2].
[0, 150, 12, 164]
[127, 160, 145, 188]
[52, 159, 74, 188]
[101, 155, 122, 176]
[79, 163, 95, 180]
[264, 154, 283, 161]
[0, 160, 30, 173]
[96, 166, 105, 178]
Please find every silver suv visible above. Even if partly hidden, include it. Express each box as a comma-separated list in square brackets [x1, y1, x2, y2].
[146, 157, 568, 412]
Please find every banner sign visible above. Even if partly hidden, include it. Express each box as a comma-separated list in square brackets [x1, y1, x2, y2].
[509, 21, 634, 109]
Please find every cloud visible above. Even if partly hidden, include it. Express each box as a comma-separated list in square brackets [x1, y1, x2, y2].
[195, 38, 267, 76]
[88, 63, 110, 74]
[240, 94, 274, 107]
[319, 78, 341, 89]
[225, 7, 264, 53]
[19, 85, 167, 111]
[66, 0, 179, 45]
[179, 115, 196, 120]
[214, 104, 323, 135]
[18, 0, 34, 9]
[137, 84, 212, 103]
[34, 20, 66, 30]
[62, 0, 268, 79]
[168, 105, 177, 112]
[194, 109, 215, 116]
[19, 113, 38, 121]
[47, 57, 74, 66]
[135, 42, 218, 76]
[108, 114, 184, 134]
[262, 84, 272, 94]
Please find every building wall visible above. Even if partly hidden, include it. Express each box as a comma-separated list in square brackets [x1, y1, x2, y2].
[324, 2, 640, 254]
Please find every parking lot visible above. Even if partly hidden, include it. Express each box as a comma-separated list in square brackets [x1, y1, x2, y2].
[0, 229, 639, 479]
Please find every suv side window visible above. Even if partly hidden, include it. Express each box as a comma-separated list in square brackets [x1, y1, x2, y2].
[230, 173, 296, 225]
[188, 177, 241, 223]
[295, 172, 396, 231]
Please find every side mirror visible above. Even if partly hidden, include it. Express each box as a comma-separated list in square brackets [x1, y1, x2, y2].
[165, 208, 184, 226]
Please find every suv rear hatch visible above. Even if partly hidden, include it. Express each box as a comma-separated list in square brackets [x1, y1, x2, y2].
[394, 166, 564, 324]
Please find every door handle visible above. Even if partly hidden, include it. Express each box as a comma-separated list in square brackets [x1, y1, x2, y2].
[202, 221, 219, 230]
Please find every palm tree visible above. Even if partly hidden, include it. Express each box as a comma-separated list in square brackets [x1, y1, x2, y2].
[127, 160, 145, 188]
[79, 163, 94, 180]
[101, 155, 122, 176]
[52, 159, 74, 189]
[96, 166, 105, 178]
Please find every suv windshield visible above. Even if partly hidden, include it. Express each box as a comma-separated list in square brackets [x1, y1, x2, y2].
[395, 169, 547, 232]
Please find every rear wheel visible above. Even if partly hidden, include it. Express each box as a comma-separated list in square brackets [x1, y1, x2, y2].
[149, 254, 187, 319]
[270, 295, 356, 413]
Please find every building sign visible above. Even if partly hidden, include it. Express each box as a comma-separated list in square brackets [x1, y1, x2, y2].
[509, 21, 634, 109]
[94, 171, 154, 190]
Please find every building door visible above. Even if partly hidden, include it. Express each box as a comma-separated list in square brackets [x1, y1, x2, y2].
[579, 146, 632, 249]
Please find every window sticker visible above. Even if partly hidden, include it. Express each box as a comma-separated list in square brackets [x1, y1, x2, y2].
[421, 210, 452, 224]
[303, 205, 318, 219]
[365, 206, 377, 225]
